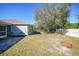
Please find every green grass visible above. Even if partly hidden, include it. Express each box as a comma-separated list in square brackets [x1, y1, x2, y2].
[0, 33, 79, 56]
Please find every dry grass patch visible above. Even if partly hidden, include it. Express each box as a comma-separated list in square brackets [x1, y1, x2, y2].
[0, 33, 79, 56]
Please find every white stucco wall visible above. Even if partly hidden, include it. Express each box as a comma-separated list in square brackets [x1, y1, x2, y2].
[56, 29, 79, 38]
[11, 25, 28, 35]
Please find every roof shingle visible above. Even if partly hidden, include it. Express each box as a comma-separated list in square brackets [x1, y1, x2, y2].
[0, 20, 26, 25]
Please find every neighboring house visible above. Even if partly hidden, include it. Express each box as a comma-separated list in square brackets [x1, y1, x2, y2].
[0, 20, 33, 38]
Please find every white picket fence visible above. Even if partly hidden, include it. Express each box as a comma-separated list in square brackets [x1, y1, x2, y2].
[56, 29, 79, 38]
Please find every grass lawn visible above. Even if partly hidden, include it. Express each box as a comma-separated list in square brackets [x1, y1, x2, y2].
[0, 33, 79, 56]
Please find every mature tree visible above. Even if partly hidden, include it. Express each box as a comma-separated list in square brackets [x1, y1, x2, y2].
[55, 4, 70, 28]
[77, 14, 79, 28]
[35, 3, 70, 33]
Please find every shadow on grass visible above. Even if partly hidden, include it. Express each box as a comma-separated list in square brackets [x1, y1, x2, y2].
[0, 36, 25, 54]
[29, 31, 41, 35]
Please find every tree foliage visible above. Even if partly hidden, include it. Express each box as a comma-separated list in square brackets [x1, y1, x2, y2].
[35, 4, 71, 33]
[76, 14, 79, 28]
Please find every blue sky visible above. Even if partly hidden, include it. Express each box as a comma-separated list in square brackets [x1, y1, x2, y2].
[0, 3, 79, 24]
[69, 3, 79, 23]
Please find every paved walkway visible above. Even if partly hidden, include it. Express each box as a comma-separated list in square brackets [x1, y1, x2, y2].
[0, 37, 24, 53]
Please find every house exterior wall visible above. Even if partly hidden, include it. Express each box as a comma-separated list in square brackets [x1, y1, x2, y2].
[11, 25, 28, 36]
[56, 29, 79, 38]
[27, 26, 33, 35]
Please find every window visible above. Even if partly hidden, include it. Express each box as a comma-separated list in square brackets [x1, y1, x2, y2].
[0, 26, 6, 36]
[0, 26, 6, 31]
